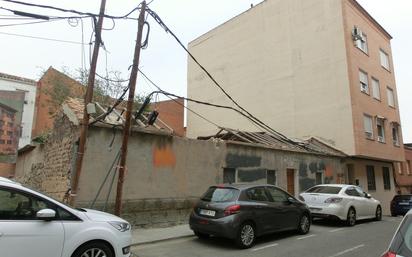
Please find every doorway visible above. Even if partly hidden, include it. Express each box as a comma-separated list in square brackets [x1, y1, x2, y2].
[286, 169, 295, 196]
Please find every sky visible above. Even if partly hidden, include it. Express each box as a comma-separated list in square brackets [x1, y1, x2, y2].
[0, 0, 410, 142]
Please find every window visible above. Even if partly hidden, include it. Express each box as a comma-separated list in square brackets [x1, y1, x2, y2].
[223, 168, 236, 184]
[6, 140, 12, 145]
[354, 29, 368, 53]
[0, 139, 5, 144]
[364, 114, 374, 139]
[372, 78, 381, 100]
[380, 49, 390, 70]
[246, 187, 269, 202]
[201, 187, 239, 203]
[266, 187, 288, 203]
[366, 165, 376, 191]
[376, 117, 385, 143]
[387, 87, 395, 107]
[392, 123, 400, 146]
[6, 131, 12, 136]
[267, 170, 276, 185]
[383, 167, 391, 190]
[407, 160, 411, 175]
[345, 187, 362, 197]
[306, 186, 342, 194]
[0, 188, 53, 220]
[359, 70, 369, 93]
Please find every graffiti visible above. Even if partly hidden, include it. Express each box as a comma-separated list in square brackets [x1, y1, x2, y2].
[225, 153, 261, 168]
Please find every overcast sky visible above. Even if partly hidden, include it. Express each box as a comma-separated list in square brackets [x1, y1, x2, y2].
[0, 0, 410, 142]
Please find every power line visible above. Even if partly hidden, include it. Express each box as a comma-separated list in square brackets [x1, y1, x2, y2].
[1, 0, 141, 20]
[138, 69, 221, 128]
[0, 31, 88, 45]
[145, 7, 305, 148]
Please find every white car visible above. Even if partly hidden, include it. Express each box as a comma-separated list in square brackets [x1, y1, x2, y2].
[0, 177, 132, 257]
[300, 184, 382, 226]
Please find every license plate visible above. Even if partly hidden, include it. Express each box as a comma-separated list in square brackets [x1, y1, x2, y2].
[199, 209, 216, 217]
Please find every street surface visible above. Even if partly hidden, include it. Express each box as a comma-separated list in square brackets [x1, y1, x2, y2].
[132, 216, 402, 257]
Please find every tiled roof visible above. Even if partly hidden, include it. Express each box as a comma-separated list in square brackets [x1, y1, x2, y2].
[198, 127, 346, 157]
[0, 72, 36, 85]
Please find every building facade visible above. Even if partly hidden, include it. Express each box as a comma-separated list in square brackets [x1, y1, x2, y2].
[187, 0, 403, 205]
[0, 72, 37, 148]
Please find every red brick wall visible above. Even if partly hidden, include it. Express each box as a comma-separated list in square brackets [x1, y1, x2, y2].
[151, 99, 185, 137]
[0, 163, 15, 178]
[0, 108, 18, 154]
[32, 67, 85, 138]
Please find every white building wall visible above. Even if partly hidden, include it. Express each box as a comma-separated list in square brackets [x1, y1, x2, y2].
[0, 78, 37, 148]
[187, 0, 356, 155]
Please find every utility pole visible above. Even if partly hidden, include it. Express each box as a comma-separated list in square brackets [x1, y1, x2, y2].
[70, 0, 107, 206]
[114, 1, 147, 216]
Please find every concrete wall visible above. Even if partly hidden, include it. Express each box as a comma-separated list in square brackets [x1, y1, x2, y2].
[341, 0, 405, 162]
[74, 126, 344, 227]
[187, 0, 355, 154]
[0, 78, 37, 148]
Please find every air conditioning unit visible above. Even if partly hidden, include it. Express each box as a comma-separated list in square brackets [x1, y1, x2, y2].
[352, 26, 363, 41]
[377, 136, 385, 143]
[365, 132, 373, 139]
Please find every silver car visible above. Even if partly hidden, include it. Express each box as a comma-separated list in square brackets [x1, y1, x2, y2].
[381, 209, 412, 257]
[300, 184, 382, 226]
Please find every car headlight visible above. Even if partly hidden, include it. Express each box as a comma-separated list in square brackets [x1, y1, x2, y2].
[109, 221, 131, 232]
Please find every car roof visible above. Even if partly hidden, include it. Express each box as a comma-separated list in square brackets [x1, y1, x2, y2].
[213, 183, 280, 190]
[0, 176, 20, 185]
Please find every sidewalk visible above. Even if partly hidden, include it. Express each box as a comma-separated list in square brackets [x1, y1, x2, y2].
[131, 224, 194, 246]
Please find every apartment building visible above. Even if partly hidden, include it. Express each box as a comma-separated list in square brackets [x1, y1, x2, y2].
[187, 0, 404, 213]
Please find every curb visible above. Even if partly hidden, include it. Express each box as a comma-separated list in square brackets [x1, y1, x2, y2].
[131, 234, 195, 247]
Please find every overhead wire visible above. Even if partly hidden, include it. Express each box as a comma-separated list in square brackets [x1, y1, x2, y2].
[145, 7, 309, 149]
[0, 31, 88, 45]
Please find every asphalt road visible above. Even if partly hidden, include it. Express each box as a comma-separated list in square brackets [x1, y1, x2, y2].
[132, 216, 402, 257]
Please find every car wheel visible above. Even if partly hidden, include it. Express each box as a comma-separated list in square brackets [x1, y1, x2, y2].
[194, 231, 210, 239]
[297, 214, 311, 235]
[72, 242, 114, 257]
[346, 208, 356, 226]
[235, 222, 256, 249]
[375, 205, 382, 221]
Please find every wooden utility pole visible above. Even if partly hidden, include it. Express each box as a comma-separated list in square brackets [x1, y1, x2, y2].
[114, 1, 147, 216]
[70, 0, 107, 206]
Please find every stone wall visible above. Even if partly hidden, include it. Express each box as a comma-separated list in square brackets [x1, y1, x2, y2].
[16, 113, 78, 201]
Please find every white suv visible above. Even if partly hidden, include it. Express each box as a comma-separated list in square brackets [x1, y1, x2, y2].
[0, 177, 132, 257]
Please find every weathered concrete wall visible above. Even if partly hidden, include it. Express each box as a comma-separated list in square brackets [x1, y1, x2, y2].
[75, 126, 345, 227]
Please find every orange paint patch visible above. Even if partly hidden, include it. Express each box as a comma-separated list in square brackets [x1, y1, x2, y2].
[325, 165, 334, 177]
[153, 146, 176, 167]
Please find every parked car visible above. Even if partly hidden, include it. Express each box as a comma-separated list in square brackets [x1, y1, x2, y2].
[299, 184, 382, 226]
[0, 177, 132, 257]
[391, 194, 412, 217]
[381, 209, 412, 257]
[189, 184, 311, 249]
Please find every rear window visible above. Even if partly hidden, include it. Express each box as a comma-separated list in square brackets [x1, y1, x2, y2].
[393, 195, 412, 201]
[201, 187, 239, 202]
[306, 186, 342, 194]
[390, 214, 412, 256]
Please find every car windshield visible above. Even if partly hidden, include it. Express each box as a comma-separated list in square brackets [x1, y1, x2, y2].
[201, 187, 239, 202]
[306, 186, 342, 194]
[390, 214, 412, 256]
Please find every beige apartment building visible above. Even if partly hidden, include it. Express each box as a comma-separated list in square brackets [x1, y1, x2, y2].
[187, 0, 405, 212]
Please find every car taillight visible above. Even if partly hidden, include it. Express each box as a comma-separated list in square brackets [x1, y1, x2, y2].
[381, 251, 396, 257]
[224, 204, 240, 216]
[298, 195, 305, 202]
[324, 197, 343, 203]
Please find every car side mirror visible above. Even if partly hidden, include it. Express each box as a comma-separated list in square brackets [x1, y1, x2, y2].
[365, 193, 372, 199]
[287, 197, 297, 203]
[36, 209, 56, 221]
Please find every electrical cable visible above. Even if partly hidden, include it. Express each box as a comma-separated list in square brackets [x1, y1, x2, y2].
[1, 0, 141, 20]
[0, 31, 88, 45]
[145, 7, 306, 148]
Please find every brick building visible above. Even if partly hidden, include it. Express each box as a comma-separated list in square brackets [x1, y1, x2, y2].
[150, 98, 185, 136]
[394, 144, 412, 194]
